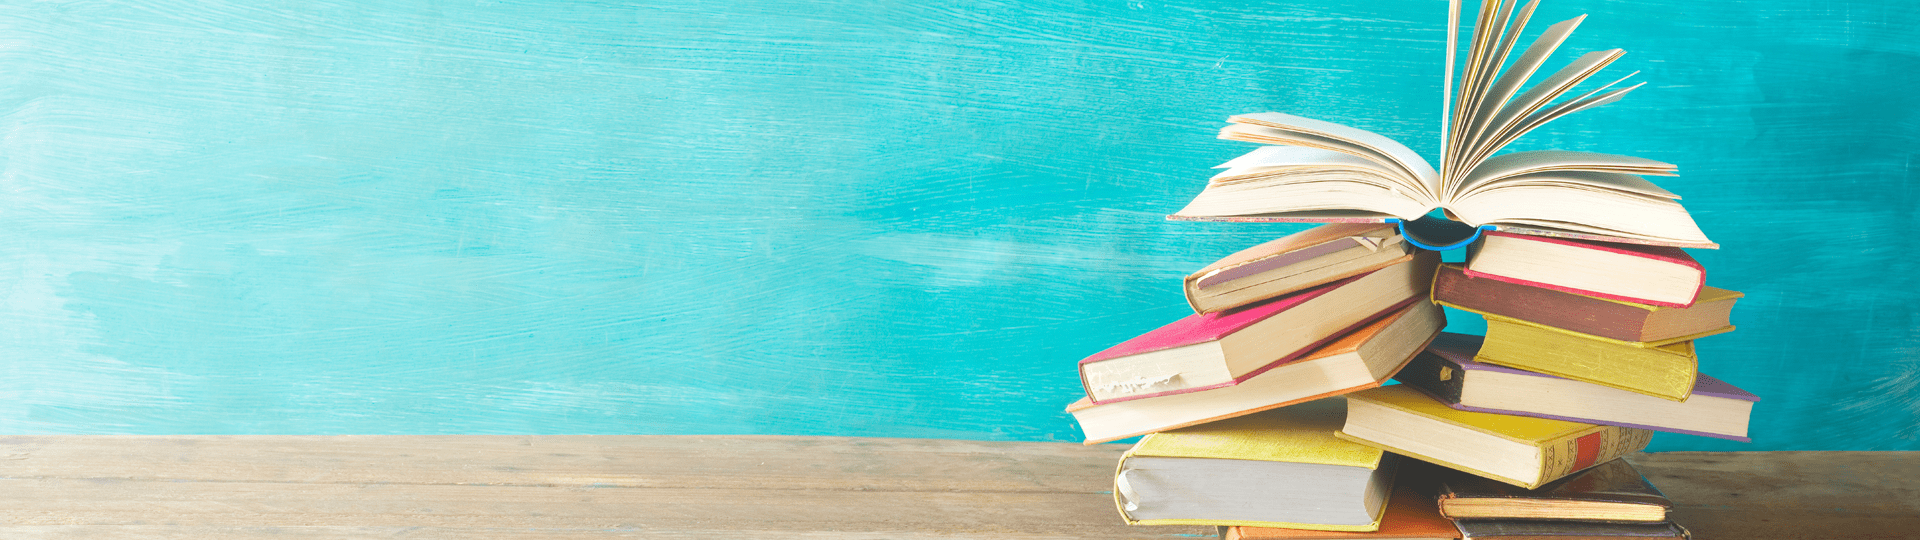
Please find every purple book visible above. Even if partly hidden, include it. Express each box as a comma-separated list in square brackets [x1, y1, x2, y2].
[1395, 333, 1759, 442]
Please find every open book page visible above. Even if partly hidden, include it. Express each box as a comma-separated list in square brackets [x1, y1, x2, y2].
[1211, 147, 1412, 186]
[1457, 48, 1625, 171]
[1453, 13, 1585, 181]
[1445, 0, 1517, 178]
[1458, 80, 1642, 194]
[1218, 124, 1435, 203]
[1227, 112, 1443, 200]
[1173, 173, 1434, 221]
[1466, 171, 1680, 200]
[1167, 209, 1401, 224]
[1455, 150, 1677, 196]
[1446, 185, 1710, 245]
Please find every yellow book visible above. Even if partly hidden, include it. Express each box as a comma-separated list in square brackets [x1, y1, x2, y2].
[1116, 398, 1395, 531]
[1476, 313, 1704, 401]
[1337, 386, 1651, 489]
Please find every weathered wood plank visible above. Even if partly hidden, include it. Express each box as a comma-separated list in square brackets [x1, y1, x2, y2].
[0, 436, 1206, 539]
[0, 437, 1912, 539]
[1628, 451, 1920, 540]
[0, 435, 1127, 491]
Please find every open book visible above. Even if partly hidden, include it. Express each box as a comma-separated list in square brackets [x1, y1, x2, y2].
[1170, 0, 1714, 250]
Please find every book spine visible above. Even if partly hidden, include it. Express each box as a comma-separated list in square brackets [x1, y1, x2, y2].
[1390, 350, 1467, 405]
[1537, 427, 1654, 484]
[1433, 265, 1654, 341]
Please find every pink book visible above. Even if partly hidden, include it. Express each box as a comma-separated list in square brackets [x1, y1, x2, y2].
[1464, 232, 1705, 308]
[1078, 252, 1436, 404]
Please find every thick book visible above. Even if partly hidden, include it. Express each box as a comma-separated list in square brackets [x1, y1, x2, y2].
[1115, 398, 1398, 530]
[1069, 301, 1444, 444]
[1436, 459, 1671, 523]
[1186, 223, 1412, 314]
[1166, 0, 1713, 251]
[1453, 519, 1690, 539]
[1397, 333, 1757, 441]
[1079, 252, 1437, 404]
[1463, 232, 1705, 308]
[1476, 314, 1718, 402]
[1225, 486, 1459, 540]
[1432, 264, 1740, 342]
[1337, 385, 1652, 490]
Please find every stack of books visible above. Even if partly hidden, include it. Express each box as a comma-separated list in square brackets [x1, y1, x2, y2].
[1068, 1, 1760, 539]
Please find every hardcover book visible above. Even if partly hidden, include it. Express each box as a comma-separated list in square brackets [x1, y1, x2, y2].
[1166, 0, 1713, 251]
[1432, 264, 1740, 343]
[1115, 399, 1398, 530]
[1070, 301, 1444, 444]
[1476, 314, 1717, 402]
[1436, 459, 1672, 523]
[1397, 333, 1757, 441]
[1337, 385, 1652, 490]
[1226, 486, 1460, 540]
[1453, 519, 1691, 539]
[1186, 223, 1412, 314]
[1078, 252, 1437, 404]
[1463, 232, 1706, 308]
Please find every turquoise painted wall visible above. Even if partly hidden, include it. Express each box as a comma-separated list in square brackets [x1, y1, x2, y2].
[0, 1, 1912, 450]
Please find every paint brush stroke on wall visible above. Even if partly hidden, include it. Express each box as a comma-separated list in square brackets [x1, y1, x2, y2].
[0, 0, 1911, 450]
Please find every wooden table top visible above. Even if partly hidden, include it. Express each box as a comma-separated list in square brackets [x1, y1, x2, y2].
[0, 436, 1912, 539]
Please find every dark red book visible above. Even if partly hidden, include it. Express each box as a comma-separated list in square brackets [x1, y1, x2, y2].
[1432, 264, 1739, 343]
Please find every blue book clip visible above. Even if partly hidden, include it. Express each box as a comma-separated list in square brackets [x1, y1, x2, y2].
[1387, 215, 1494, 251]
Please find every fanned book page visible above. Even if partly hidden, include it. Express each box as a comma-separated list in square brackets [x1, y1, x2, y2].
[1169, 0, 1716, 249]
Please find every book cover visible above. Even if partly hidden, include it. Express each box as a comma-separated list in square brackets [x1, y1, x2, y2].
[1338, 385, 1653, 489]
[1432, 264, 1741, 342]
[1226, 486, 1460, 540]
[1476, 314, 1705, 401]
[1069, 301, 1444, 444]
[1186, 223, 1411, 313]
[1462, 232, 1706, 308]
[1397, 333, 1758, 441]
[1436, 459, 1671, 523]
[1117, 399, 1394, 530]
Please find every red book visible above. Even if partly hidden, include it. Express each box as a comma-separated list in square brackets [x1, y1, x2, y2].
[1079, 252, 1437, 404]
[1464, 232, 1704, 308]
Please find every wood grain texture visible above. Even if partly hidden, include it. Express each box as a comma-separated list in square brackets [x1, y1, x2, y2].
[1627, 452, 1920, 540]
[0, 436, 1913, 539]
[0, 435, 1212, 539]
